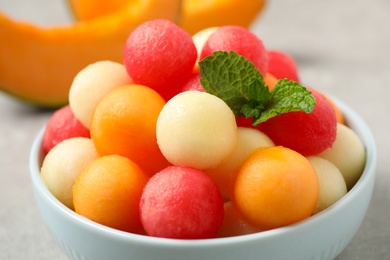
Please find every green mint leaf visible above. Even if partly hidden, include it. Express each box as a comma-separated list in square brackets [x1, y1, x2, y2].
[252, 79, 316, 125]
[199, 51, 316, 126]
[199, 51, 271, 116]
[240, 78, 272, 118]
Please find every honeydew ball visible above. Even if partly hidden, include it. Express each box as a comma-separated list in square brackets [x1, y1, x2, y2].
[206, 127, 275, 199]
[193, 27, 218, 55]
[192, 26, 218, 68]
[307, 156, 347, 214]
[318, 123, 366, 190]
[69, 60, 133, 129]
[40, 137, 99, 209]
[156, 91, 237, 170]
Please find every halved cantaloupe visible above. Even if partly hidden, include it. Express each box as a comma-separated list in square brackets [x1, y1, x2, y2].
[69, 0, 267, 35]
[180, 0, 266, 34]
[0, 0, 181, 107]
[68, 0, 133, 21]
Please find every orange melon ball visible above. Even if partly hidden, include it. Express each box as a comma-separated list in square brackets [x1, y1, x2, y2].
[69, 60, 133, 129]
[263, 72, 278, 91]
[73, 154, 148, 233]
[323, 94, 345, 124]
[90, 84, 166, 172]
[233, 146, 319, 231]
[205, 127, 274, 199]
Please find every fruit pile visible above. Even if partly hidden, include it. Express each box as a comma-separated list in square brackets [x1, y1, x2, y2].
[39, 19, 366, 239]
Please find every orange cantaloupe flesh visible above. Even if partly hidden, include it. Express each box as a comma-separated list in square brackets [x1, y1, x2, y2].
[0, 0, 181, 107]
[68, 0, 133, 21]
[180, 0, 267, 34]
[69, 0, 267, 35]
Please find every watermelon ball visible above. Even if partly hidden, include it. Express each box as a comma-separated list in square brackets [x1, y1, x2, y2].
[200, 25, 268, 76]
[260, 88, 337, 156]
[180, 72, 204, 92]
[42, 105, 90, 155]
[267, 50, 300, 82]
[123, 19, 197, 101]
[140, 166, 224, 239]
[235, 116, 256, 129]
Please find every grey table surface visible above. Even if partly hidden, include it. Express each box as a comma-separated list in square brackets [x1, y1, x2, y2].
[0, 0, 389, 259]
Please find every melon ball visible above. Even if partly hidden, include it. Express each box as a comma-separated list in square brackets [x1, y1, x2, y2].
[42, 105, 90, 155]
[200, 25, 268, 76]
[267, 50, 300, 82]
[193, 26, 218, 58]
[217, 201, 260, 238]
[318, 123, 366, 190]
[69, 60, 133, 129]
[307, 156, 347, 214]
[123, 19, 197, 101]
[205, 127, 274, 199]
[180, 72, 204, 92]
[156, 91, 237, 169]
[140, 166, 224, 239]
[260, 87, 337, 156]
[192, 26, 218, 72]
[40, 137, 99, 209]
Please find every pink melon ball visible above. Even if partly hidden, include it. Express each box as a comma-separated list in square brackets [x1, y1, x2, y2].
[200, 25, 268, 76]
[180, 72, 204, 92]
[235, 116, 256, 129]
[259, 88, 337, 156]
[267, 50, 300, 82]
[140, 166, 224, 239]
[123, 19, 197, 101]
[42, 105, 90, 155]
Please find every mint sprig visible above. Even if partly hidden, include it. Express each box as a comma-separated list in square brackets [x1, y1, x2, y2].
[199, 51, 316, 126]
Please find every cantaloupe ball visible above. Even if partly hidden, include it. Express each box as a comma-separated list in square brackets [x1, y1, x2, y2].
[40, 137, 99, 209]
[307, 156, 347, 214]
[69, 60, 133, 129]
[206, 127, 274, 199]
[156, 91, 237, 170]
[217, 201, 260, 238]
[318, 123, 366, 190]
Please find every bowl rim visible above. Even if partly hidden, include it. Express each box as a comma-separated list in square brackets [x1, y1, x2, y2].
[29, 96, 377, 247]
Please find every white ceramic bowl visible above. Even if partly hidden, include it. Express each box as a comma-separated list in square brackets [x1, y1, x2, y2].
[29, 97, 376, 260]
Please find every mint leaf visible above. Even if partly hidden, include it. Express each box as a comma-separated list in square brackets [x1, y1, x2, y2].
[199, 51, 316, 126]
[199, 51, 270, 117]
[252, 79, 316, 125]
[240, 78, 272, 118]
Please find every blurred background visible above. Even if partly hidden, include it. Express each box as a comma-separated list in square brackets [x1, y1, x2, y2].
[0, 0, 389, 259]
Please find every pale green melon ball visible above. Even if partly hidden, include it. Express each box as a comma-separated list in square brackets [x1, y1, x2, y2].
[192, 26, 218, 63]
[69, 60, 133, 129]
[156, 91, 237, 170]
[307, 156, 347, 214]
[318, 123, 366, 190]
[40, 137, 99, 209]
[206, 127, 274, 199]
